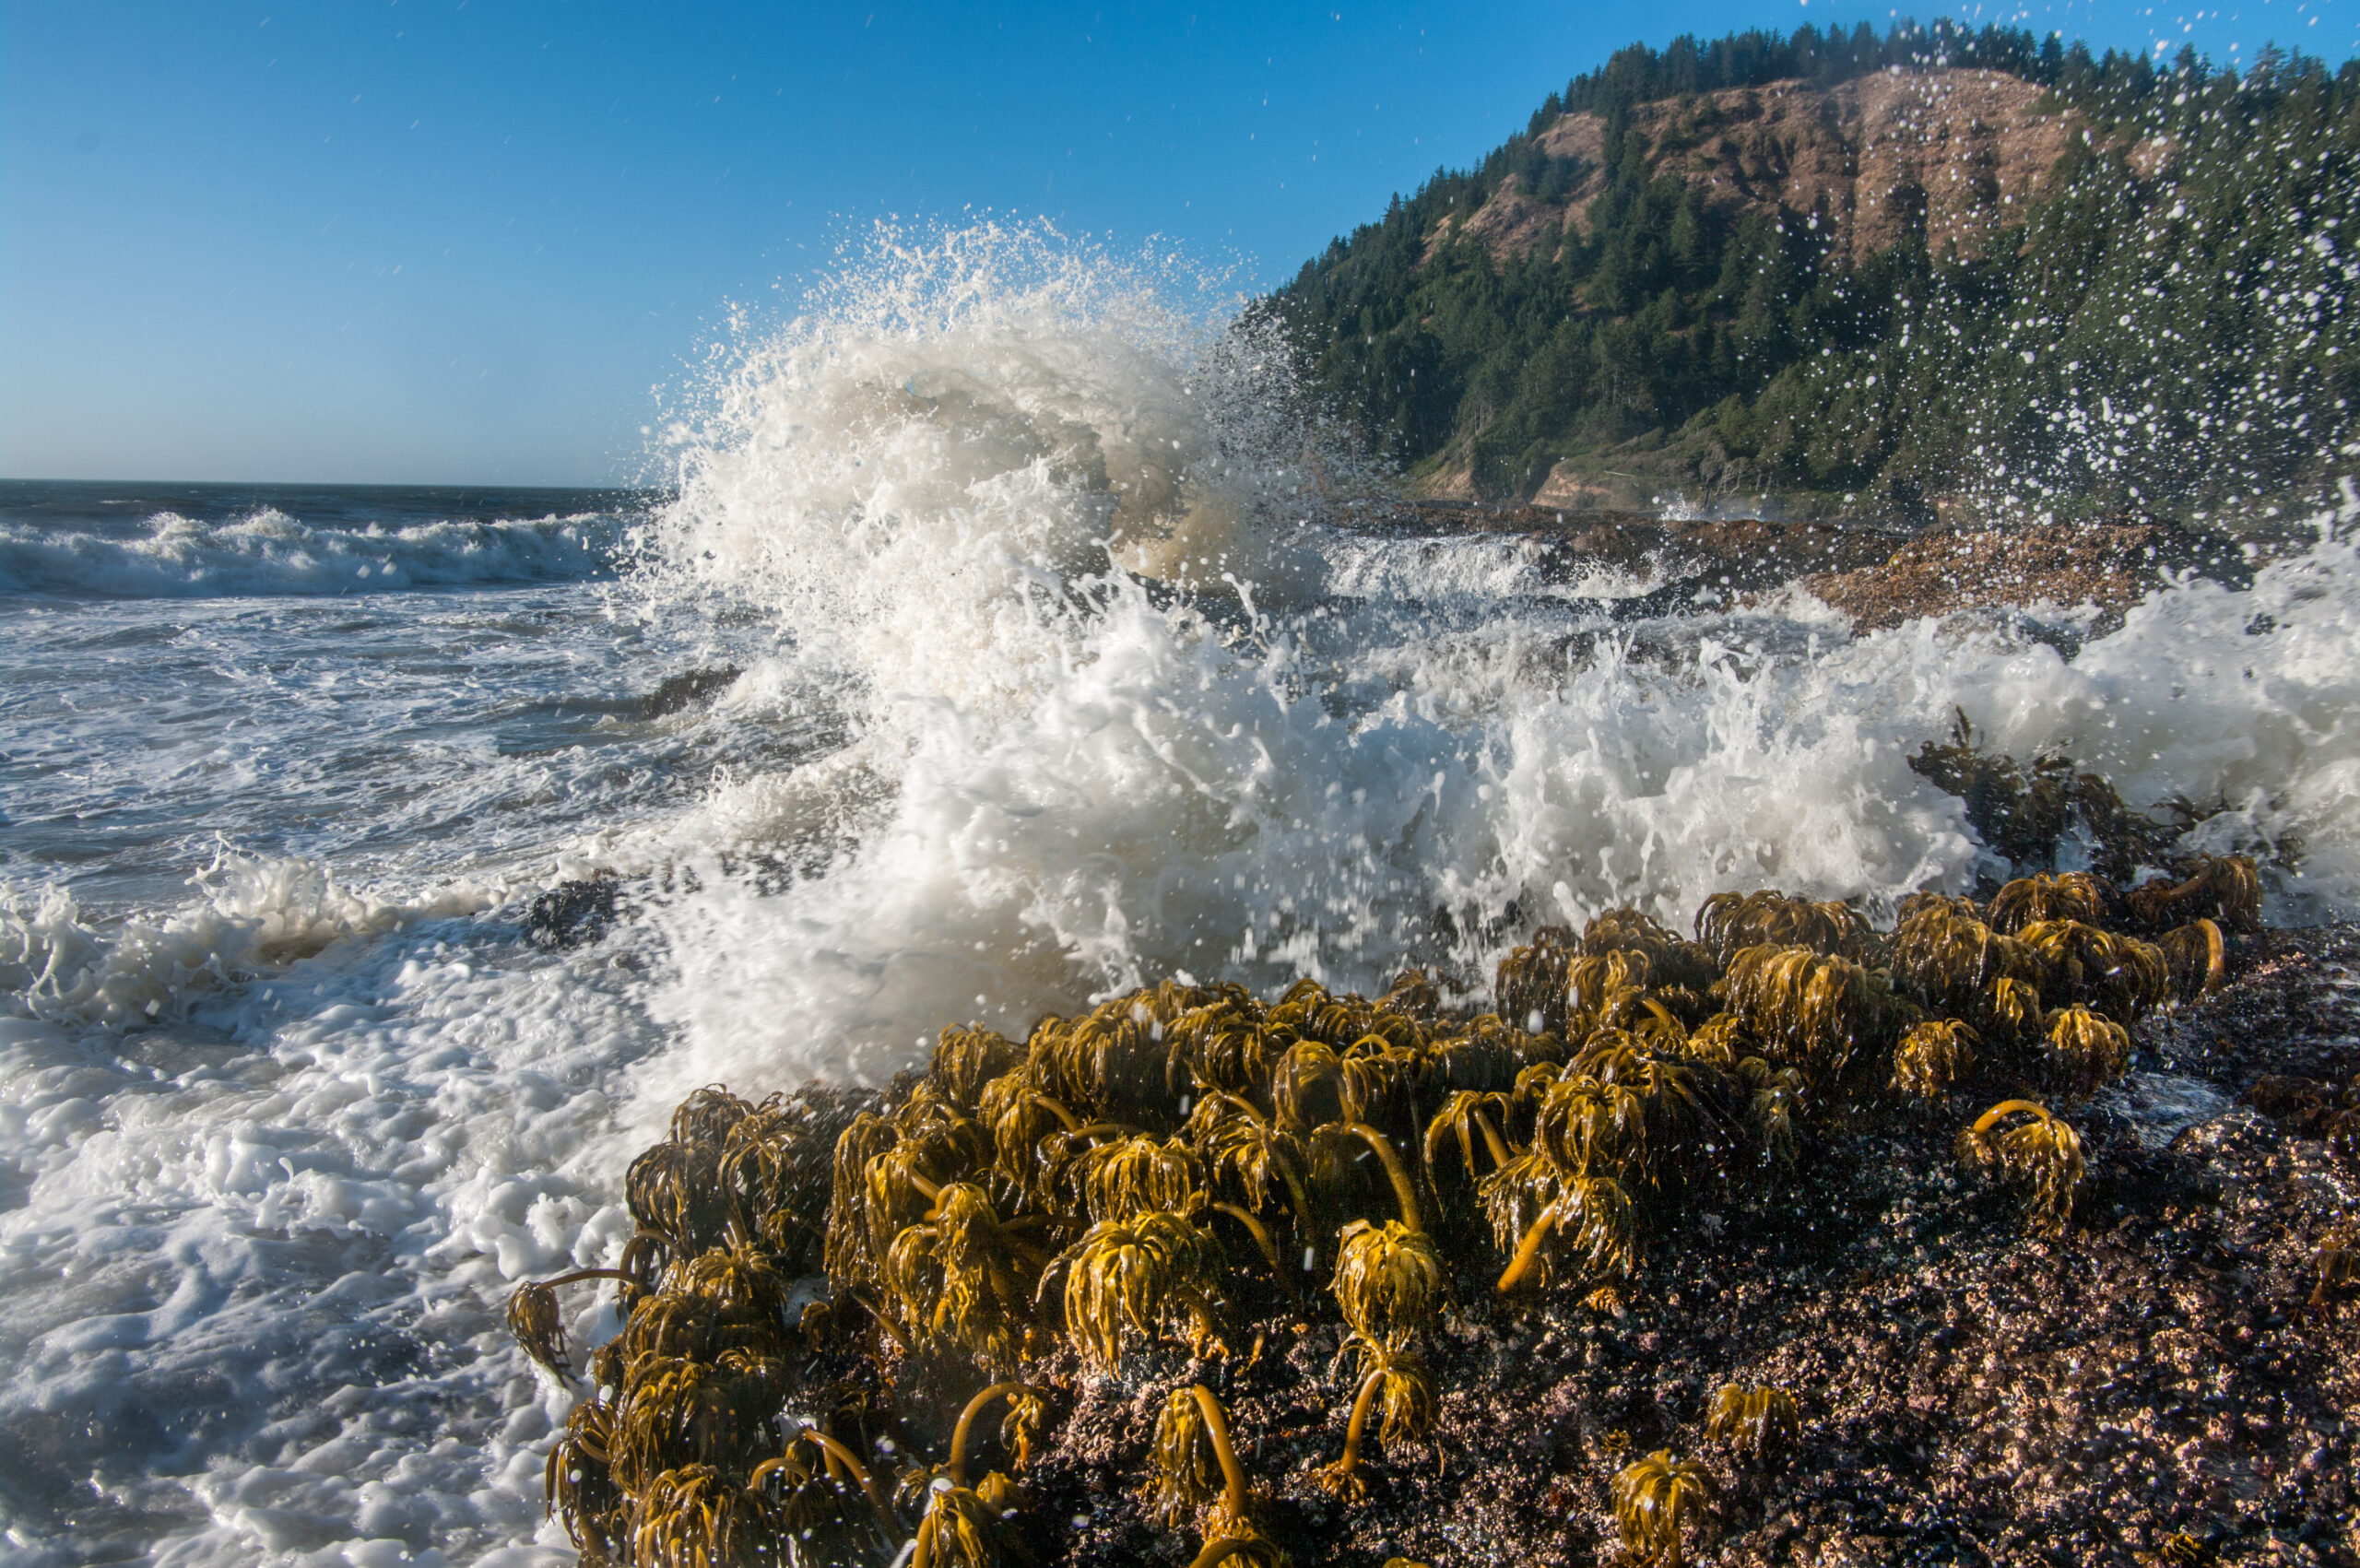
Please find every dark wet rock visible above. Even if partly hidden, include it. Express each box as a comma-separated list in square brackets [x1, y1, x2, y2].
[1403, 503, 1910, 595]
[524, 875, 620, 949]
[639, 664, 741, 719]
[1804, 521, 2253, 633]
[1390, 504, 2266, 637]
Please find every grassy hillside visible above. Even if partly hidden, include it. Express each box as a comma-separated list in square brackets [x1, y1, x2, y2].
[1270, 21, 2360, 522]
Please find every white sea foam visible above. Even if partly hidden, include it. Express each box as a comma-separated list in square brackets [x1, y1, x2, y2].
[631, 538, 2360, 1112]
[1, 851, 498, 1029]
[1316, 530, 1660, 604]
[0, 852, 650, 1564]
[0, 507, 619, 598]
[2, 951, 649, 1564]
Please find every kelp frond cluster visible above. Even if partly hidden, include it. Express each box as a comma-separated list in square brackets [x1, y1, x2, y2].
[1704, 1384, 1801, 1465]
[507, 740, 2266, 1565]
[1611, 1449, 1718, 1567]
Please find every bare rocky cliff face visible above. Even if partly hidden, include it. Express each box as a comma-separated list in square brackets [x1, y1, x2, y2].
[1434, 68, 2083, 272]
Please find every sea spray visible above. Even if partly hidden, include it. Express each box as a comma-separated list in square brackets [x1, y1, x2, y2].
[603, 223, 2360, 1135]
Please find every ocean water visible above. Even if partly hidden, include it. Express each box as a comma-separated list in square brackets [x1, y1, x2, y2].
[6, 231, 2359, 1565]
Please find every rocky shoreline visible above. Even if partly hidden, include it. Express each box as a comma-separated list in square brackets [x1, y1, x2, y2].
[1013, 925, 2359, 1568]
[521, 890, 2358, 1568]
[509, 515, 2356, 1568]
[1394, 501, 2279, 637]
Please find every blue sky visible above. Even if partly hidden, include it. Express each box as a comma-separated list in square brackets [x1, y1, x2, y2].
[4, 0, 2354, 486]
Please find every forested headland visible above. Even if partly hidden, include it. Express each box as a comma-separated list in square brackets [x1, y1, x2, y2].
[1269, 21, 2360, 523]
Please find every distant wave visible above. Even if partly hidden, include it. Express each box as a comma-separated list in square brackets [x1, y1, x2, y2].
[0, 506, 622, 597]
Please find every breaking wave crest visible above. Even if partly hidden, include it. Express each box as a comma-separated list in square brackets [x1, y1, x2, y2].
[630, 221, 1339, 725]
[0, 506, 620, 598]
[1, 851, 497, 1029]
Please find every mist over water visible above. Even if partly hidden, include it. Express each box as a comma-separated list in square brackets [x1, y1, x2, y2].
[3, 225, 2357, 1562]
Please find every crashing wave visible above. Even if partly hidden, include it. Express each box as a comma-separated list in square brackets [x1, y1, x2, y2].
[0, 506, 622, 598]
